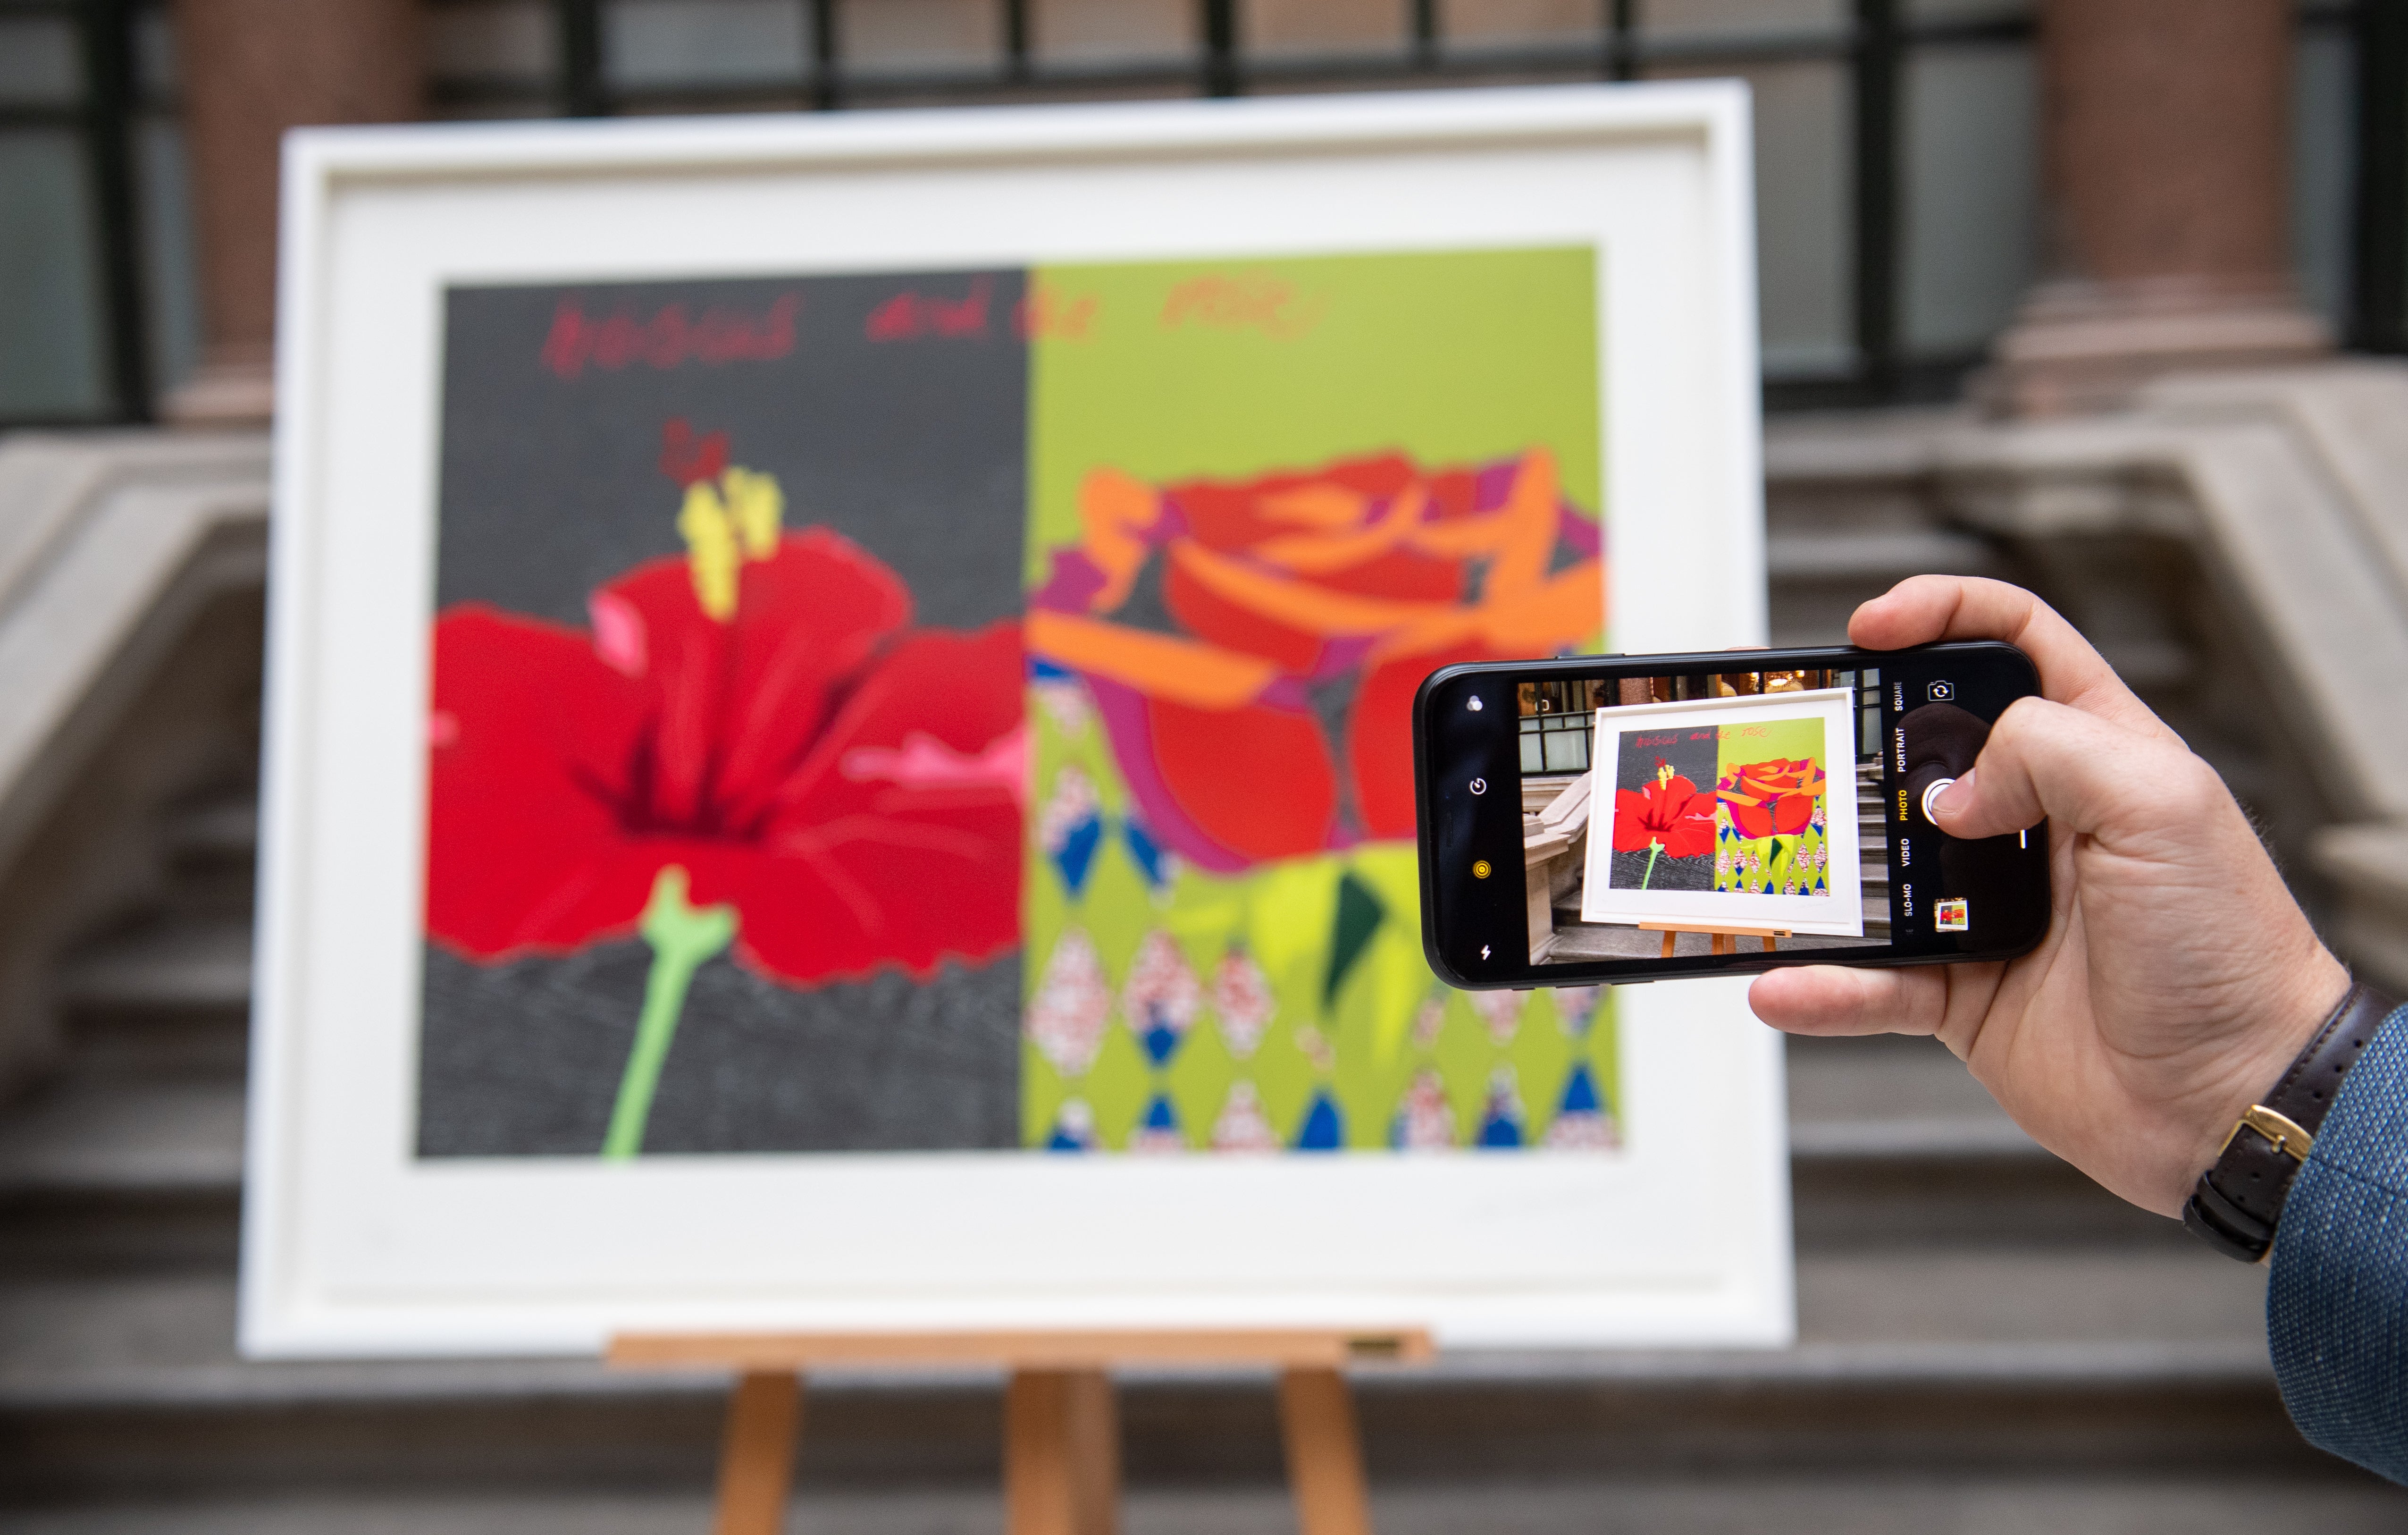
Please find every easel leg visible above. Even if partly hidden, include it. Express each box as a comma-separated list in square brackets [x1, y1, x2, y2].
[1279, 1367, 1372, 1535]
[713, 1371, 801, 1535]
[1006, 1368, 1119, 1535]
[1660, 930, 1677, 959]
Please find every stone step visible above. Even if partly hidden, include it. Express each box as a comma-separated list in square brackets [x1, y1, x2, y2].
[1766, 529, 2001, 585]
[1763, 522, 2005, 648]
[59, 919, 252, 1016]
[0, 1077, 245, 1275]
[8, 1476, 2406, 1535]
[0, 1023, 2127, 1272]
[52, 919, 252, 1075]
[0, 1246, 2326, 1501]
[154, 794, 260, 920]
[161, 795, 258, 868]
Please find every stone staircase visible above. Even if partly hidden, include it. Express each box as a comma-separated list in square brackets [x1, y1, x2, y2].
[5, 414, 2408, 1528]
[1855, 761, 1890, 942]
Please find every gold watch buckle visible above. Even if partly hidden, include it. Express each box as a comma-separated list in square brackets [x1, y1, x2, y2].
[2222, 1103, 2316, 1162]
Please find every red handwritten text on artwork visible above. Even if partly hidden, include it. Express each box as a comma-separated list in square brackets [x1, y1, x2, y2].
[658, 418, 729, 487]
[866, 277, 993, 341]
[1159, 273, 1327, 339]
[1016, 282, 1098, 342]
[541, 295, 799, 380]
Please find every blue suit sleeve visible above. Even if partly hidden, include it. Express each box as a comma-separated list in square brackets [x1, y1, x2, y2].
[2268, 1000, 2408, 1484]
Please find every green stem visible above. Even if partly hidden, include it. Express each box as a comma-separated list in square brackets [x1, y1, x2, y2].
[603, 866, 737, 1160]
[1640, 840, 1661, 890]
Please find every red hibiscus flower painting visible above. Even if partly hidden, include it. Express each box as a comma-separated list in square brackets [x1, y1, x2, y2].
[1611, 759, 1717, 889]
[427, 422, 1024, 1155]
[1718, 757, 1825, 840]
[1027, 449, 1603, 870]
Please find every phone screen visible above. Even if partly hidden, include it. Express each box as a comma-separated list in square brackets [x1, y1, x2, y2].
[1414, 643, 2049, 986]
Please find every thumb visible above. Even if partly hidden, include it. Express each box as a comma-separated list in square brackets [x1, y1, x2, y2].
[1926, 694, 2196, 844]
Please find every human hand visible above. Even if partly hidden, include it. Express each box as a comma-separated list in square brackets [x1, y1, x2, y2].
[1748, 576, 2351, 1217]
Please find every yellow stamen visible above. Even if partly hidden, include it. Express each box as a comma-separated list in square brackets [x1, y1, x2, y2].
[679, 481, 740, 622]
[720, 466, 783, 559]
[675, 464, 786, 622]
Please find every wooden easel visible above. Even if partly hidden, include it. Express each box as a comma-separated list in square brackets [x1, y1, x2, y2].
[610, 1327, 1436, 1535]
[1638, 920, 1790, 957]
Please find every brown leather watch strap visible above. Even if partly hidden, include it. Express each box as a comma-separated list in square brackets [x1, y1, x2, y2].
[2183, 981, 2397, 1263]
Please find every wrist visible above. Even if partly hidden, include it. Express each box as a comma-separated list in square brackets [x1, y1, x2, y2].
[2182, 966, 2388, 1263]
[2184, 952, 2352, 1181]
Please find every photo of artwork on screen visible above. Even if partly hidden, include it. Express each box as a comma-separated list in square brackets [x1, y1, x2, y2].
[1521, 673, 1889, 963]
[416, 245, 1622, 1161]
[1602, 720, 1830, 898]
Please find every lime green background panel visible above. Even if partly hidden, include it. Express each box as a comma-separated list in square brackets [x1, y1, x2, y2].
[1025, 247, 1601, 585]
[1019, 244, 1619, 1154]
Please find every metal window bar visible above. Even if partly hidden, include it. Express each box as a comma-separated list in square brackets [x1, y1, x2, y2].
[10, 0, 2406, 428]
[2355, 0, 2408, 353]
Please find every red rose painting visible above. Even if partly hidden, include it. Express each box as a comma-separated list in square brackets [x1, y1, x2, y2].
[1718, 757, 1825, 840]
[427, 423, 1024, 1155]
[1027, 449, 1603, 870]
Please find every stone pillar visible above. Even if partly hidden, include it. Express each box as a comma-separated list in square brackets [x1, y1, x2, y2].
[165, 0, 422, 425]
[1984, 0, 2328, 415]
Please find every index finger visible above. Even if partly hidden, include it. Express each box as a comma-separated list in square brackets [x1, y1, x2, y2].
[1846, 575, 2175, 741]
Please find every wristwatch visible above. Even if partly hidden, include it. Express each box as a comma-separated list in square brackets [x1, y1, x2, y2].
[2183, 981, 2398, 1263]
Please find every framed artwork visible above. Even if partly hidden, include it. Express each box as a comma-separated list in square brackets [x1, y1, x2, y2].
[247, 84, 1785, 1356]
[1580, 690, 1864, 936]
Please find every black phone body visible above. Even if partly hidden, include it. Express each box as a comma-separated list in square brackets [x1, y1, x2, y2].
[1413, 642, 2049, 988]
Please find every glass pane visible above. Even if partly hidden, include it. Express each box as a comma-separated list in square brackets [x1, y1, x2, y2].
[1032, 0, 1193, 66]
[138, 116, 202, 396]
[846, 0, 1002, 72]
[1242, 0, 1408, 59]
[1441, 0, 1597, 52]
[1900, 41, 2037, 355]
[0, 16, 80, 106]
[1542, 726, 1589, 773]
[135, 1, 178, 99]
[2291, 25, 2354, 329]
[1642, 0, 1845, 43]
[604, 0, 807, 87]
[429, 0, 556, 89]
[1654, 59, 1851, 375]
[1520, 728, 1544, 774]
[0, 130, 109, 417]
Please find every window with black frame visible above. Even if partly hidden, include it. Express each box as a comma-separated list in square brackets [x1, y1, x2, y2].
[1, 0, 2400, 428]
[1518, 679, 1598, 775]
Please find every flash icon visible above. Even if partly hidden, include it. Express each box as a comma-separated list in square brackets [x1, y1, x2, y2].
[1480, 945, 1491, 960]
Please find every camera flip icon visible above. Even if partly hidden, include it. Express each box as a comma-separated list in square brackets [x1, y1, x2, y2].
[1927, 680, 1955, 702]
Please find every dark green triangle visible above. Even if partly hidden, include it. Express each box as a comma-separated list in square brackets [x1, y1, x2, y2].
[1324, 871, 1385, 1009]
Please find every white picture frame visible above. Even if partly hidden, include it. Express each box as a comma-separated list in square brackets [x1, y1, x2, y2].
[1578, 689, 1864, 936]
[247, 83, 1786, 1357]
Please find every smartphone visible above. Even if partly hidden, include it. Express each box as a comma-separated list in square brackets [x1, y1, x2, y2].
[1413, 642, 2050, 987]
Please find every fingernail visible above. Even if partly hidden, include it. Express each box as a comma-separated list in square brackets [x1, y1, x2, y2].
[1933, 770, 1975, 818]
